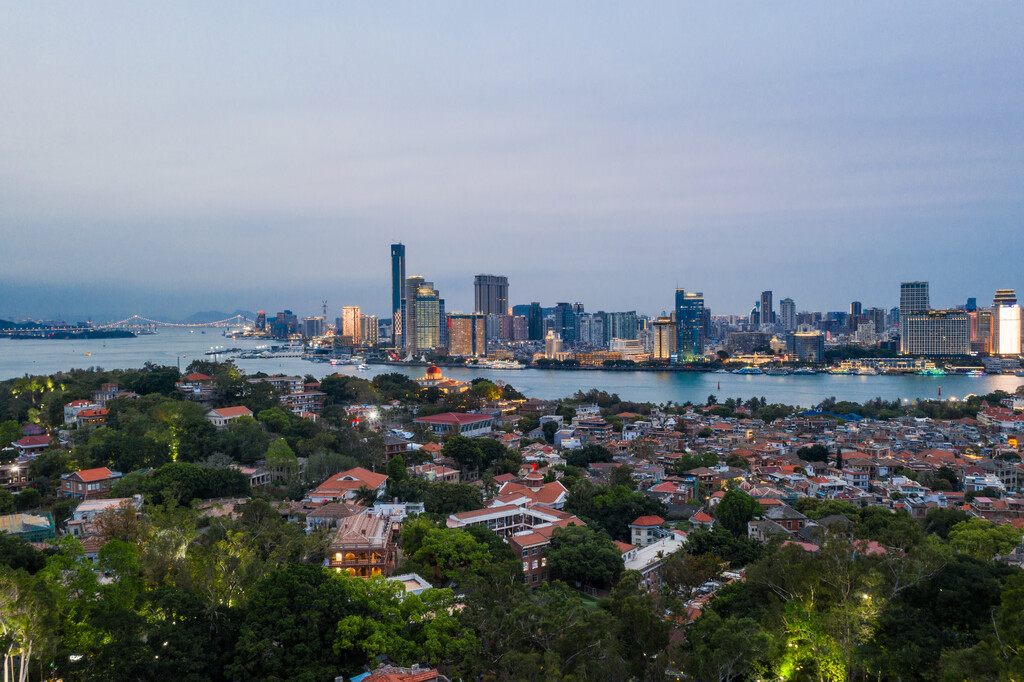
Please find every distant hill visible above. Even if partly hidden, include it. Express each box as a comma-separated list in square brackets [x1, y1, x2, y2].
[181, 310, 257, 324]
[0, 319, 46, 330]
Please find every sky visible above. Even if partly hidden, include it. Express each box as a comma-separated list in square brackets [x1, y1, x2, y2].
[1, 2, 1022, 322]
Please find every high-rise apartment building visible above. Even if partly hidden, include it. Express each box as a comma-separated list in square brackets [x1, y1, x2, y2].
[992, 289, 1021, 356]
[902, 310, 970, 357]
[554, 303, 576, 343]
[405, 278, 441, 355]
[865, 308, 887, 335]
[760, 291, 774, 326]
[779, 298, 796, 331]
[360, 315, 379, 347]
[675, 289, 704, 361]
[404, 276, 423, 352]
[899, 281, 930, 352]
[528, 302, 543, 341]
[653, 316, 675, 361]
[447, 313, 487, 357]
[474, 275, 509, 316]
[340, 306, 361, 345]
[302, 317, 325, 338]
[849, 301, 862, 317]
[604, 311, 639, 343]
[391, 244, 406, 346]
[255, 311, 267, 332]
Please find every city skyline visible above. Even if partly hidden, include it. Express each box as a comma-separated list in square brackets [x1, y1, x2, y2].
[2, 4, 1023, 320]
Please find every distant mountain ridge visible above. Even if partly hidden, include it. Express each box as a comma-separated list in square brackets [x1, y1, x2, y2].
[181, 310, 257, 324]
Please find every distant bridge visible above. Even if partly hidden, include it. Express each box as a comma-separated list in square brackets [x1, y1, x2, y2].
[96, 314, 255, 329]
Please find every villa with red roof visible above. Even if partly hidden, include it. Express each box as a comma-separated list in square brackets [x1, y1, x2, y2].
[309, 467, 389, 503]
[413, 412, 494, 438]
[690, 510, 715, 531]
[205, 406, 254, 428]
[60, 467, 123, 499]
[12, 435, 50, 457]
[629, 515, 667, 546]
[64, 399, 99, 426]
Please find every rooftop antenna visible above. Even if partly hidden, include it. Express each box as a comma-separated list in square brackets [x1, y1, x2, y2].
[322, 300, 328, 318]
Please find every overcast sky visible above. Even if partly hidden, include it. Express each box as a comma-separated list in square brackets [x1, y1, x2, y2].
[1, 2, 1022, 322]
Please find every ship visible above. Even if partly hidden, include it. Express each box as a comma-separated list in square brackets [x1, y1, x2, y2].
[763, 367, 791, 376]
[792, 368, 817, 375]
[854, 367, 878, 375]
[733, 366, 763, 375]
[471, 359, 526, 370]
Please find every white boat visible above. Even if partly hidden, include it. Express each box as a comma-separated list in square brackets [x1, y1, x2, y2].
[357, 364, 369, 371]
[854, 367, 878, 375]
[472, 359, 526, 370]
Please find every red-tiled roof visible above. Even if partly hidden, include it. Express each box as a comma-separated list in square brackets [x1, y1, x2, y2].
[312, 467, 388, 496]
[691, 511, 714, 523]
[209, 406, 253, 418]
[182, 373, 213, 382]
[74, 467, 118, 482]
[14, 435, 49, 447]
[631, 515, 665, 527]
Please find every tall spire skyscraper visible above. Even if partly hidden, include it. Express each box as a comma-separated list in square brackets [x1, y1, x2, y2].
[391, 244, 406, 346]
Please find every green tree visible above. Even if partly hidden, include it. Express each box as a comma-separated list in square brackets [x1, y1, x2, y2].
[565, 443, 613, 469]
[609, 465, 636, 490]
[546, 524, 624, 588]
[265, 438, 298, 482]
[677, 610, 771, 682]
[714, 489, 762, 537]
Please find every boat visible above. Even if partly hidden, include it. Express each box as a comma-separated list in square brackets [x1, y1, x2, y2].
[966, 370, 985, 377]
[854, 367, 878, 375]
[472, 359, 526, 370]
[763, 367, 791, 376]
[828, 367, 851, 375]
[733, 366, 763, 375]
[792, 368, 817, 375]
[917, 368, 946, 376]
[330, 358, 351, 367]
[357, 364, 369, 371]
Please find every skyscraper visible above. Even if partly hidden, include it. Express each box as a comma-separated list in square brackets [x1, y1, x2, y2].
[528, 302, 543, 341]
[779, 298, 796, 331]
[473, 275, 509, 316]
[760, 291, 774, 326]
[360, 315, 378, 347]
[447, 313, 487, 356]
[406, 277, 441, 355]
[391, 244, 406, 346]
[899, 281, 930, 353]
[554, 302, 576, 343]
[675, 289, 704, 361]
[404, 276, 423, 353]
[340, 306, 361, 345]
[902, 310, 970, 356]
[653, 316, 675, 361]
[992, 289, 1022, 356]
[849, 301, 862, 317]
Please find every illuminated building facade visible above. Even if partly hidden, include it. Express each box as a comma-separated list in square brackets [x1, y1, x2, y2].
[899, 281, 930, 352]
[993, 290, 1021, 356]
[448, 313, 487, 357]
[340, 306, 361, 345]
[675, 289, 704, 361]
[474, 275, 509, 316]
[391, 243, 406, 346]
[902, 310, 970, 357]
[653, 316, 675, 361]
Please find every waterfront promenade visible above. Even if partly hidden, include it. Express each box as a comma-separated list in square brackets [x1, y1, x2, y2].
[2, 328, 1020, 406]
